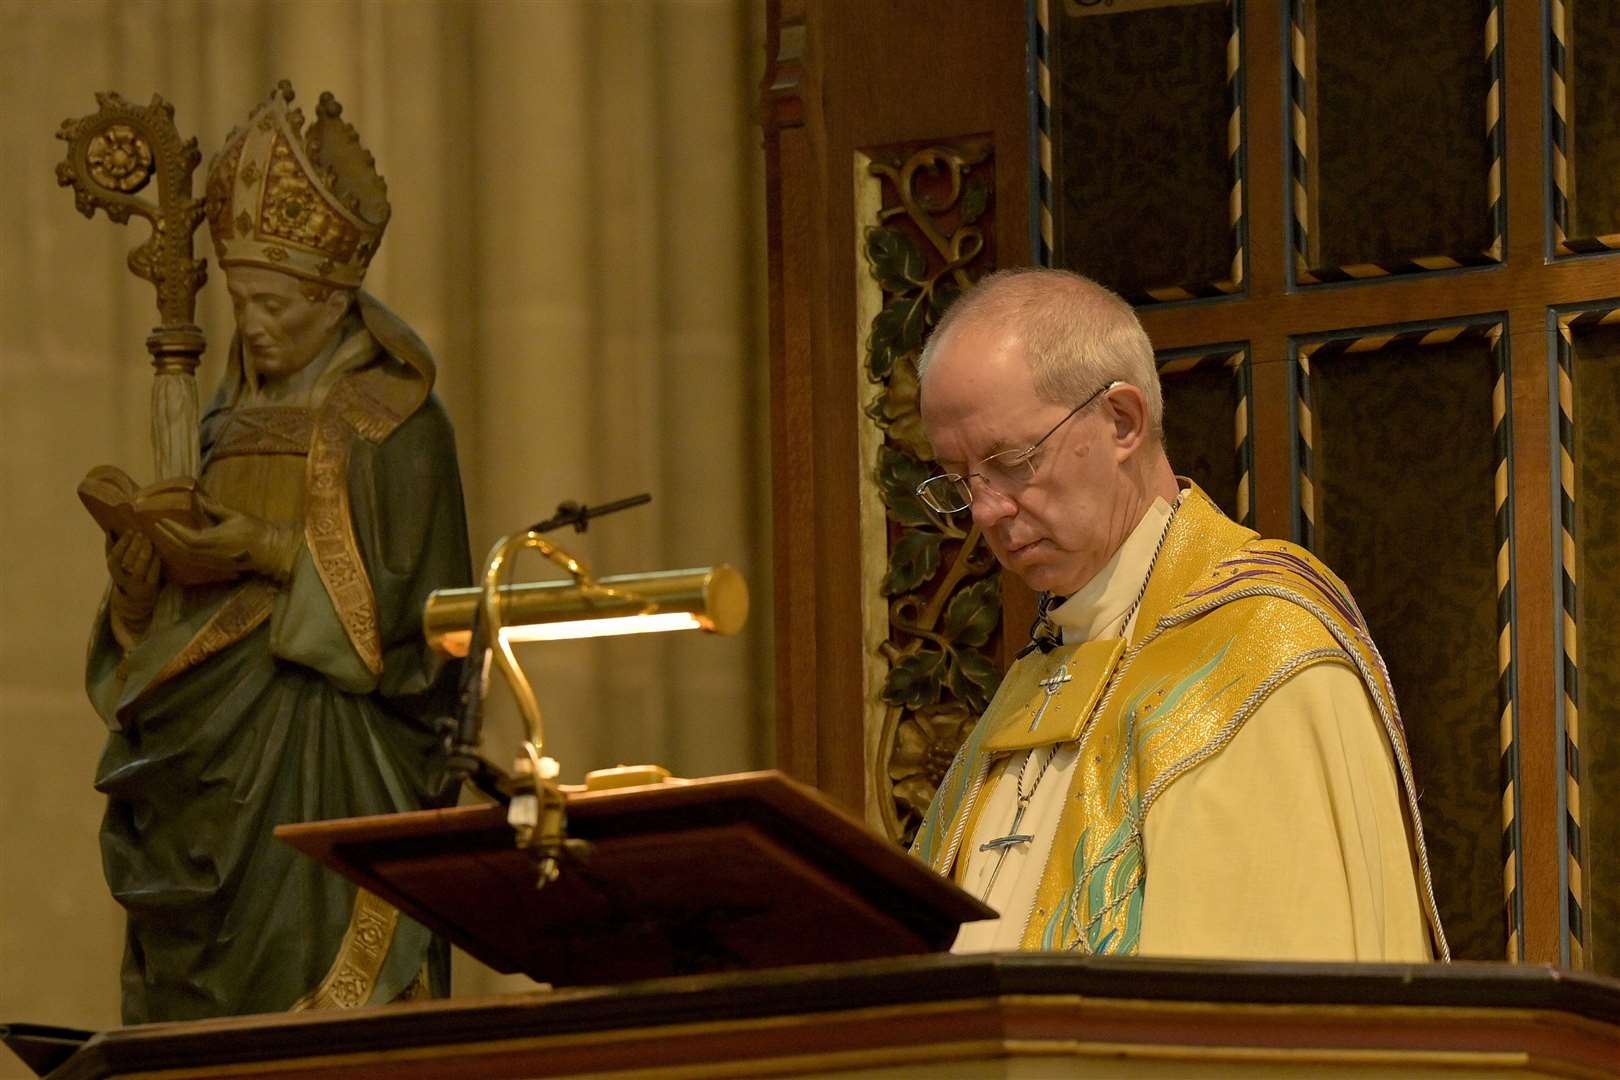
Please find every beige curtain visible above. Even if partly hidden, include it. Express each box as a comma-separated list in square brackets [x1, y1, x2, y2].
[0, 0, 771, 1034]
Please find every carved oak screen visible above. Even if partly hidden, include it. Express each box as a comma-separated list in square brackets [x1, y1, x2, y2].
[1034, 0, 1620, 970]
[855, 138, 1004, 846]
[763, 0, 1620, 972]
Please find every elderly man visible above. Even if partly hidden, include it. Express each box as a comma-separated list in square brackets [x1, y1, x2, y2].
[909, 268, 1446, 962]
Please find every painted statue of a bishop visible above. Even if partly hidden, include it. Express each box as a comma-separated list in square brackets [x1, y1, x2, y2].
[84, 83, 471, 1022]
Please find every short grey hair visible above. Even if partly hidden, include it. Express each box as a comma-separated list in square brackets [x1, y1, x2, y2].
[917, 267, 1163, 438]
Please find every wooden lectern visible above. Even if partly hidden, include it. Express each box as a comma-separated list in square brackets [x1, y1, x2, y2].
[277, 770, 993, 987]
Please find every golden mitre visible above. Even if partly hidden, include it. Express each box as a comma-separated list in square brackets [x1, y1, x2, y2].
[204, 80, 388, 289]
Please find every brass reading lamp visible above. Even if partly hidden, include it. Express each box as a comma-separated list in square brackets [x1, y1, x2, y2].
[422, 494, 748, 888]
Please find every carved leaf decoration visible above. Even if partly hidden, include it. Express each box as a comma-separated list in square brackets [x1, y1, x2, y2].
[960, 175, 990, 225]
[864, 139, 999, 846]
[951, 647, 1004, 715]
[943, 575, 1001, 648]
[882, 530, 946, 596]
[882, 647, 947, 709]
[893, 775, 940, 816]
[867, 296, 927, 382]
[876, 444, 934, 527]
[865, 226, 928, 294]
[877, 357, 932, 461]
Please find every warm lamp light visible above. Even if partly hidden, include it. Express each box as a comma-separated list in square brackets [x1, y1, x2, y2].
[502, 612, 701, 643]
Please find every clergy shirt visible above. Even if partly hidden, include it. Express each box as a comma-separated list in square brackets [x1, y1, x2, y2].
[952, 495, 1432, 961]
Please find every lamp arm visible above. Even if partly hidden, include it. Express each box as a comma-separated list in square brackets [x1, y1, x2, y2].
[479, 528, 622, 886]
[480, 529, 554, 756]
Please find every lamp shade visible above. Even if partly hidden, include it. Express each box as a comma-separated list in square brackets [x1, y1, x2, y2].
[423, 565, 748, 657]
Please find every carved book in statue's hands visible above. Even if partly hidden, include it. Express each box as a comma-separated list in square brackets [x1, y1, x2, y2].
[77, 464, 216, 584]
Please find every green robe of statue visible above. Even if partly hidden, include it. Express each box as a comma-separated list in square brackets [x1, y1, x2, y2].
[86, 294, 470, 1023]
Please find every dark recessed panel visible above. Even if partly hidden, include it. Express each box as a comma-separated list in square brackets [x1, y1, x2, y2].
[1296, 0, 1496, 277]
[1567, 319, 1620, 976]
[1159, 349, 1249, 525]
[1307, 337, 1505, 960]
[1048, 0, 1239, 302]
[1563, 4, 1620, 249]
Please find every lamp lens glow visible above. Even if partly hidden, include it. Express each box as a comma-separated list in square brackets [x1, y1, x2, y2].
[498, 612, 703, 643]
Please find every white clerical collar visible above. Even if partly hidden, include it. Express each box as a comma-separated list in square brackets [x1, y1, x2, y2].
[1047, 495, 1174, 642]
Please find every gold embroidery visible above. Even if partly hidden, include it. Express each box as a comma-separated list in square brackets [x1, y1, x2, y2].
[131, 581, 277, 709]
[290, 889, 400, 1011]
[238, 159, 261, 188]
[209, 407, 315, 459]
[980, 639, 1126, 753]
[1025, 596, 1351, 952]
[258, 132, 362, 263]
[328, 374, 406, 442]
[305, 402, 383, 676]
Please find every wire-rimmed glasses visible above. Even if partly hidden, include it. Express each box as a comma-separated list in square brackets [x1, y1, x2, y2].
[914, 381, 1120, 513]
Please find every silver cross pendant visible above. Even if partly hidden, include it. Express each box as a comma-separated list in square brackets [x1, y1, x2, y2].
[1028, 664, 1073, 732]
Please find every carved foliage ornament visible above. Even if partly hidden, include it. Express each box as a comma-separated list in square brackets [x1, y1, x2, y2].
[862, 138, 1001, 846]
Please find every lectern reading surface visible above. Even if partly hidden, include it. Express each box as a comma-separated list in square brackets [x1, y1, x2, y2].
[277, 770, 992, 988]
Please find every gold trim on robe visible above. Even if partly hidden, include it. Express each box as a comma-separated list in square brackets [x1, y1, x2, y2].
[126, 581, 278, 715]
[289, 889, 401, 1011]
[304, 403, 383, 677]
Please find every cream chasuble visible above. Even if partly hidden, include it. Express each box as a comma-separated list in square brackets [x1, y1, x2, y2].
[941, 486, 1435, 962]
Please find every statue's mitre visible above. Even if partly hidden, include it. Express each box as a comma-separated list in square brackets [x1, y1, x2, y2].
[204, 80, 388, 289]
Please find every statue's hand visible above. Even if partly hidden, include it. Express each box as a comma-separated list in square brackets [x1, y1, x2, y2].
[150, 494, 301, 585]
[106, 531, 162, 632]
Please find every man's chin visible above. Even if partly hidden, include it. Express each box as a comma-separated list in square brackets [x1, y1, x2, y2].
[1001, 549, 1087, 597]
[997, 543, 1054, 588]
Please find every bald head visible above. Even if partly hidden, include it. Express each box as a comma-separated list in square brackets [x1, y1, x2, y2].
[918, 268, 1162, 439]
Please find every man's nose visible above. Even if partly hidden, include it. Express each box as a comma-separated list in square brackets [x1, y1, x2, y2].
[970, 482, 1017, 529]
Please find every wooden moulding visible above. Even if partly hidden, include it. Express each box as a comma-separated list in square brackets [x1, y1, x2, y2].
[53, 954, 1620, 1079]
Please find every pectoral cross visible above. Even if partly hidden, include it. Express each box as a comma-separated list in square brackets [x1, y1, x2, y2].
[1028, 665, 1072, 732]
[976, 792, 1036, 902]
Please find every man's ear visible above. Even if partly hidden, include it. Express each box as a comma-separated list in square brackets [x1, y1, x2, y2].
[1107, 383, 1151, 459]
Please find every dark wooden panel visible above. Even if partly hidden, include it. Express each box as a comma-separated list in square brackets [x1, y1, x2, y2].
[1308, 335, 1506, 961]
[1568, 3, 1620, 244]
[1302, 0, 1495, 273]
[1159, 348, 1249, 524]
[1049, 0, 1237, 299]
[1568, 317, 1620, 977]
